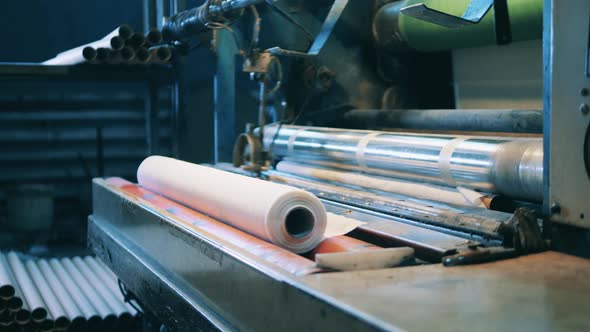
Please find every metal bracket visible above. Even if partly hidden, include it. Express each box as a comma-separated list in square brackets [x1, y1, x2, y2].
[266, 0, 349, 58]
[400, 0, 512, 45]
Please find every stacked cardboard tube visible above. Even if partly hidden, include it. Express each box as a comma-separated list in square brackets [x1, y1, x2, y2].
[0, 252, 138, 331]
[43, 25, 175, 65]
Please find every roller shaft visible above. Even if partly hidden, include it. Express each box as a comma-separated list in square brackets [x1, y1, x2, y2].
[263, 125, 543, 201]
[344, 109, 543, 134]
[162, 0, 264, 41]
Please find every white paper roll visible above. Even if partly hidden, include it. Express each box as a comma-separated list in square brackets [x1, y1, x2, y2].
[137, 156, 328, 253]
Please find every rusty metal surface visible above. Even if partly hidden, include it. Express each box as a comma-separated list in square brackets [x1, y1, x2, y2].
[302, 251, 590, 332]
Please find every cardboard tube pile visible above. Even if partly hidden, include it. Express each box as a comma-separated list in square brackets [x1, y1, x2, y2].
[138, 156, 328, 253]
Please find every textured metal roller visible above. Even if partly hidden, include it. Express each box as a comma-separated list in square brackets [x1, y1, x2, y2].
[263, 125, 543, 201]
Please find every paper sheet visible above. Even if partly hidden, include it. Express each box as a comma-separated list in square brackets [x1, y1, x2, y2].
[324, 213, 365, 239]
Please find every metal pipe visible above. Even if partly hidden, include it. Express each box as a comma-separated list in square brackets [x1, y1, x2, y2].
[6, 253, 47, 323]
[263, 125, 544, 201]
[83, 257, 137, 316]
[25, 261, 70, 331]
[344, 109, 543, 134]
[58, 258, 117, 326]
[47, 259, 101, 326]
[162, 0, 264, 41]
[276, 161, 493, 208]
[37, 260, 85, 330]
[373, 0, 543, 52]
[71, 257, 130, 320]
[0, 254, 15, 300]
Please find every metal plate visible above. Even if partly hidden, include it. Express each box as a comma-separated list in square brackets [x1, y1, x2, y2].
[544, 0, 590, 227]
[89, 179, 395, 331]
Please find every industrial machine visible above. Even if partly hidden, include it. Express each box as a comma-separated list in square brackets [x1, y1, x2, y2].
[89, 0, 590, 331]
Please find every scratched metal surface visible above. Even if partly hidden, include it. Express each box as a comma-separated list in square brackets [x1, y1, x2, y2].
[302, 251, 590, 332]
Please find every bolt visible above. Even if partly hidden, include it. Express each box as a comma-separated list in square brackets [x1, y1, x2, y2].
[581, 88, 590, 97]
[581, 104, 590, 115]
[550, 203, 561, 215]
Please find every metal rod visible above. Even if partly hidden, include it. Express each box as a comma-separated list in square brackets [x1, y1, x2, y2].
[47, 259, 101, 326]
[71, 257, 130, 320]
[0, 254, 15, 300]
[6, 252, 47, 323]
[37, 260, 86, 330]
[83, 257, 137, 315]
[162, 0, 265, 41]
[263, 125, 544, 201]
[58, 258, 117, 326]
[25, 261, 70, 331]
[344, 109, 544, 134]
[275, 161, 494, 208]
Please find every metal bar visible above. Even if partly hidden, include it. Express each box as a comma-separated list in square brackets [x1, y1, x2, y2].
[263, 125, 543, 201]
[214, 29, 238, 163]
[25, 261, 70, 330]
[162, 0, 264, 41]
[275, 161, 492, 208]
[344, 109, 543, 134]
[47, 259, 102, 326]
[263, 168, 508, 238]
[6, 252, 47, 323]
[543, 0, 590, 228]
[146, 82, 160, 155]
[37, 260, 86, 330]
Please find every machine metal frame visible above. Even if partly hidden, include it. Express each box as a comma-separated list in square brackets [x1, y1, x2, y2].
[543, 0, 590, 228]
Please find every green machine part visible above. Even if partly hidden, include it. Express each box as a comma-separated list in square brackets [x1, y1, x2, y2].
[374, 0, 543, 52]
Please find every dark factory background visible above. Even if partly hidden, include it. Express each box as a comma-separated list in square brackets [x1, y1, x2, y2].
[0, 1, 217, 251]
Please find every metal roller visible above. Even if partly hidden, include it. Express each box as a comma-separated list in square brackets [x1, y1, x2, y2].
[263, 125, 543, 201]
[162, 0, 264, 41]
[344, 109, 543, 134]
